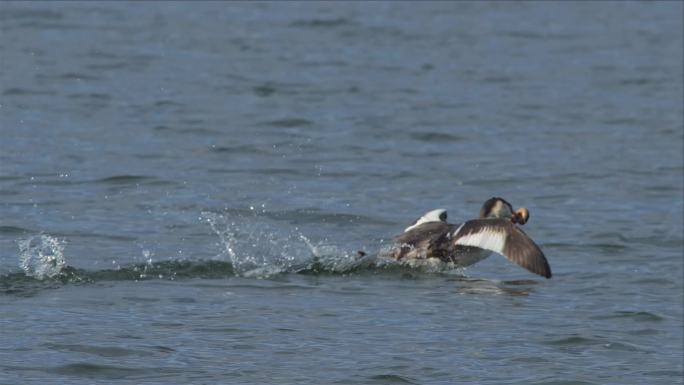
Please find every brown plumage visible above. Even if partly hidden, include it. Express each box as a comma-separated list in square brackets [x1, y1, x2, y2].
[390, 198, 552, 278]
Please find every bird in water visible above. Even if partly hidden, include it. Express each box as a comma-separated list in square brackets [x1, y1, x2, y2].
[390, 197, 552, 278]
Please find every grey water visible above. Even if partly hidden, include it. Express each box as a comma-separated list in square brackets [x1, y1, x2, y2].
[1, 2, 682, 384]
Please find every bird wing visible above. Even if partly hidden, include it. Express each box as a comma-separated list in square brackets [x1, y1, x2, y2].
[452, 219, 552, 278]
[395, 221, 453, 245]
[404, 209, 448, 232]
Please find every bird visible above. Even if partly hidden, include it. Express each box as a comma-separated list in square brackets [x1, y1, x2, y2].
[390, 197, 551, 278]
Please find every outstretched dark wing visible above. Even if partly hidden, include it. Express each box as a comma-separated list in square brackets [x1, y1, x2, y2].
[453, 219, 552, 278]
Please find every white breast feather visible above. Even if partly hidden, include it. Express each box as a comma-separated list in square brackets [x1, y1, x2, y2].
[454, 226, 507, 255]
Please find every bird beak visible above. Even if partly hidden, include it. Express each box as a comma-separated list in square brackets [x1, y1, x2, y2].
[513, 208, 529, 225]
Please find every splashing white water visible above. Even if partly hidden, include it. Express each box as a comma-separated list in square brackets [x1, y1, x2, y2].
[201, 211, 371, 277]
[18, 234, 67, 279]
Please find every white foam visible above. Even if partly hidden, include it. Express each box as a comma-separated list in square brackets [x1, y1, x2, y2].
[18, 234, 67, 279]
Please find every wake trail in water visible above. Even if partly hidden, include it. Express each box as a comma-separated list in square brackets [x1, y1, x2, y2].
[3, 212, 470, 295]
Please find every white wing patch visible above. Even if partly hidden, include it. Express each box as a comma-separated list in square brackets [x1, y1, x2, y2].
[404, 209, 447, 232]
[453, 226, 507, 255]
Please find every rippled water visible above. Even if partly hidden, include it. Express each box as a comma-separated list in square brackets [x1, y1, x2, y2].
[1, 2, 683, 384]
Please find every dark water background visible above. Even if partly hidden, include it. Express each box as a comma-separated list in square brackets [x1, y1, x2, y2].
[1, 2, 682, 384]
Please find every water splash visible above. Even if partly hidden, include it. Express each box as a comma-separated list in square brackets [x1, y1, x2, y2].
[201, 211, 374, 277]
[298, 235, 374, 273]
[135, 249, 160, 279]
[200, 210, 468, 278]
[18, 234, 67, 279]
[202, 210, 316, 276]
[2, 219, 473, 298]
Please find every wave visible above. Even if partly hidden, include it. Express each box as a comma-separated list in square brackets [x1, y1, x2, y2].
[2, 214, 473, 296]
[1, 254, 470, 297]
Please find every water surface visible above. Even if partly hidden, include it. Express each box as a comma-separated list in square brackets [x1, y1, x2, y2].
[1, 2, 682, 384]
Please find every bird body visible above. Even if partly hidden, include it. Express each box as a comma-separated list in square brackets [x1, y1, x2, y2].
[390, 198, 552, 278]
